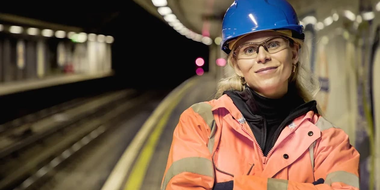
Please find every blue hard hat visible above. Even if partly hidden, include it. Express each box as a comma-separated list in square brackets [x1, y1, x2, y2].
[221, 0, 304, 54]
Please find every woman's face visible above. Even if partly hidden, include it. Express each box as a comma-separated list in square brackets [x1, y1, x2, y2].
[232, 31, 299, 98]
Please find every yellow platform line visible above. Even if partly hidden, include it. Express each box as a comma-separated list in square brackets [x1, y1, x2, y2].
[123, 89, 184, 190]
[101, 75, 201, 190]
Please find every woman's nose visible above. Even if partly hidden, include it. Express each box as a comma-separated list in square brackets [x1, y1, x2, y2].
[255, 46, 271, 64]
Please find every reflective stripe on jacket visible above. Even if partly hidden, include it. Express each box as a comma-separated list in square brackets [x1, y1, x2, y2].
[161, 94, 360, 190]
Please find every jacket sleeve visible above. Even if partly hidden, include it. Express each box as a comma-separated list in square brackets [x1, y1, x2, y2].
[161, 107, 215, 190]
[232, 119, 360, 190]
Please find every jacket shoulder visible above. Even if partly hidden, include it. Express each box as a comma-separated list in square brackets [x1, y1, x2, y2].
[314, 116, 336, 131]
[188, 101, 215, 129]
[313, 116, 352, 145]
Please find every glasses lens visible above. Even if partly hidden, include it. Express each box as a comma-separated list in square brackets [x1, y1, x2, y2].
[235, 37, 289, 59]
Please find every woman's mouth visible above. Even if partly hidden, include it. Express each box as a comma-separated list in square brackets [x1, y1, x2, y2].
[255, 66, 278, 73]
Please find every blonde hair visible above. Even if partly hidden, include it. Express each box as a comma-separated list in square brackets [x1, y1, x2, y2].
[214, 37, 323, 115]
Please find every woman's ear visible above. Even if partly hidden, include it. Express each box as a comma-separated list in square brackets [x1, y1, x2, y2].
[292, 44, 300, 64]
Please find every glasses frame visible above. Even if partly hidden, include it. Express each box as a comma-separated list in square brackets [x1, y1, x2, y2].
[233, 35, 294, 59]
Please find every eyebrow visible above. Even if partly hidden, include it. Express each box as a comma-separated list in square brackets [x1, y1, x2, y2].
[240, 36, 282, 46]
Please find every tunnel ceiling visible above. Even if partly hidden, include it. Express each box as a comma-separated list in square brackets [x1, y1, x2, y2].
[132, 0, 311, 39]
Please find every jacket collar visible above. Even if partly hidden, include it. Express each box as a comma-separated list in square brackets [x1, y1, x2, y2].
[211, 94, 317, 131]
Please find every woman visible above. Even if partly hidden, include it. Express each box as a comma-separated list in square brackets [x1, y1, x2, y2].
[161, 0, 360, 189]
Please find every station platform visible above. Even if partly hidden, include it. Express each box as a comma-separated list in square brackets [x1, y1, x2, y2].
[101, 74, 217, 190]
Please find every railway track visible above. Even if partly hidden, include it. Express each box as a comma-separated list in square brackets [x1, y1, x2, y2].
[0, 89, 154, 190]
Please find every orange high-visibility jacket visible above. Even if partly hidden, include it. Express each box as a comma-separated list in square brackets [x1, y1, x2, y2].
[161, 94, 360, 190]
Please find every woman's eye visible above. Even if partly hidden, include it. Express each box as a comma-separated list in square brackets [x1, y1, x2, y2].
[267, 41, 280, 48]
[244, 46, 257, 54]
[268, 41, 280, 48]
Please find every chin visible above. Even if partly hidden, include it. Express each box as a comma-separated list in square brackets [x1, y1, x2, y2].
[257, 83, 285, 96]
[259, 82, 281, 91]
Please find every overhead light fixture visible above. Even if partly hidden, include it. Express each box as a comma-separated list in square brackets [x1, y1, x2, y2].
[157, 6, 172, 15]
[152, 0, 167, 7]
